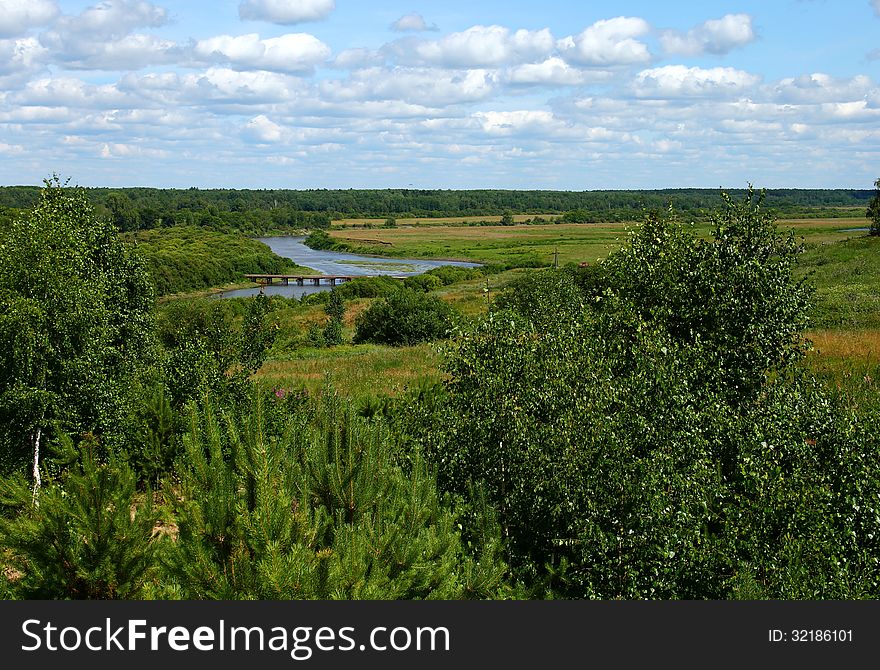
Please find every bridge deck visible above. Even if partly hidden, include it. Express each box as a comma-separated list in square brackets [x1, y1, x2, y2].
[244, 273, 408, 285]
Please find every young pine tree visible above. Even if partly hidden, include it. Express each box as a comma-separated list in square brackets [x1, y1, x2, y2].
[168, 392, 507, 599]
[0, 437, 161, 599]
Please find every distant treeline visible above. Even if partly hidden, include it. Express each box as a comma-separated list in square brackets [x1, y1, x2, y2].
[0, 187, 872, 230]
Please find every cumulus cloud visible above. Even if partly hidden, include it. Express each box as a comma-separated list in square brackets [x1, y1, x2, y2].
[391, 13, 436, 32]
[12, 76, 134, 108]
[634, 65, 761, 98]
[0, 37, 49, 83]
[771, 73, 876, 104]
[0, 0, 58, 38]
[509, 57, 606, 86]
[413, 25, 554, 67]
[194, 33, 331, 73]
[48, 0, 167, 39]
[320, 67, 498, 106]
[558, 17, 651, 66]
[39, 0, 174, 69]
[661, 14, 755, 56]
[242, 114, 287, 142]
[239, 0, 335, 25]
[0, 141, 25, 154]
[872, 0, 880, 17]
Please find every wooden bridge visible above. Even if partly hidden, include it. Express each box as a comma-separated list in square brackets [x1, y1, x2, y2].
[244, 273, 407, 286]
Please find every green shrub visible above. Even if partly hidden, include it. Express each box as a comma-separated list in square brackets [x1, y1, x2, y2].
[425, 265, 483, 285]
[404, 273, 443, 292]
[354, 288, 458, 346]
[335, 276, 403, 299]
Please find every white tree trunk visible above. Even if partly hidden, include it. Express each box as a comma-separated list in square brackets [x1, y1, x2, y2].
[31, 426, 42, 505]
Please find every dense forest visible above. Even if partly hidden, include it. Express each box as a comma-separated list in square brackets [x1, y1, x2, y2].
[0, 181, 878, 600]
[0, 186, 870, 233]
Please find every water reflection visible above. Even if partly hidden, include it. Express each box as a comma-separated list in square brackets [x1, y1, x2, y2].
[218, 236, 479, 299]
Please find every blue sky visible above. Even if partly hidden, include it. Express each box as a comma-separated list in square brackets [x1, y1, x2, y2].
[1, 0, 879, 189]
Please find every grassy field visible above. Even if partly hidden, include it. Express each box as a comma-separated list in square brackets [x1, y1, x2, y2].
[325, 221, 633, 265]
[245, 217, 880, 398]
[255, 343, 443, 399]
[321, 217, 869, 267]
[333, 214, 558, 227]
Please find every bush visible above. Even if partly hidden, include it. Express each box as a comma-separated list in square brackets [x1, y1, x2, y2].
[335, 276, 403, 299]
[404, 273, 443, 292]
[424, 265, 483, 286]
[354, 288, 458, 346]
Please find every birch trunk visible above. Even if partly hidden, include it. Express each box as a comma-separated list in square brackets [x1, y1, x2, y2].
[31, 426, 42, 505]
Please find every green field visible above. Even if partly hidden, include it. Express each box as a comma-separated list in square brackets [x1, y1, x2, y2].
[322, 217, 868, 267]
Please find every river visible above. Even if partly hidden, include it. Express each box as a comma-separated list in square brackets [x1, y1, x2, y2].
[218, 236, 480, 299]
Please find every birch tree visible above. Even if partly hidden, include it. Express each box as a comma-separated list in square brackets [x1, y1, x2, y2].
[0, 177, 153, 492]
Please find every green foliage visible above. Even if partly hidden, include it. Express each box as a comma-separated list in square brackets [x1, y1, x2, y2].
[304, 229, 343, 252]
[0, 185, 871, 223]
[424, 265, 484, 285]
[129, 384, 178, 487]
[321, 290, 346, 346]
[325, 289, 345, 321]
[156, 296, 275, 408]
[354, 288, 458, 346]
[168, 394, 507, 599]
[240, 293, 276, 371]
[430, 191, 880, 599]
[404, 273, 443, 292]
[602, 190, 811, 401]
[867, 178, 880, 236]
[0, 440, 161, 599]
[335, 275, 403, 299]
[0, 177, 155, 475]
[129, 227, 290, 295]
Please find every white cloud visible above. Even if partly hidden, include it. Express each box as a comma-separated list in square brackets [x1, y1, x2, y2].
[474, 110, 557, 135]
[391, 13, 436, 32]
[242, 114, 287, 142]
[49, 0, 167, 39]
[0, 37, 49, 84]
[509, 57, 604, 86]
[0, 141, 25, 154]
[634, 65, 760, 98]
[332, 47, 384, 69]
[320, 67, 499, 106]
[559, 17, 651, 66]
[100, 142, 170, 159]
[771, 73, 876, 104]
[194, 33, 330, 73]
[12, 76, 134, 108]
[414, 25, 554, 67]
[239, 0, 335, 25]
[0, 0, 58, 38]
[661, 14, 755, 56]
[872, 0, 880, 17]
[39, 0, 174, 69]
[180, 67, 302, 104]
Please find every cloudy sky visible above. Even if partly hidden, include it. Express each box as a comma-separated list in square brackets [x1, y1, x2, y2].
[1, 0, 879, 189]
